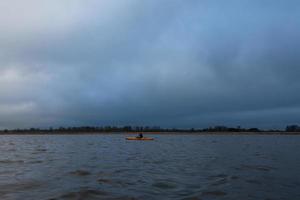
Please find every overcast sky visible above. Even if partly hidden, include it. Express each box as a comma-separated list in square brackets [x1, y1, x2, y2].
[0, 0, 299, 129]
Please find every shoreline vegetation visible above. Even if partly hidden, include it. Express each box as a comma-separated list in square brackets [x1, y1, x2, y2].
[0, 125, 300, 135]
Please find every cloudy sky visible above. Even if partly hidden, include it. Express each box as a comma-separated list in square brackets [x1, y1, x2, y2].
[0, 0, 299, 129]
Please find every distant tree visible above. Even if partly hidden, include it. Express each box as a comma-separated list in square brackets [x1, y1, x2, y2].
[123, 126, 132, 132]
[286, 125, 300, 132]
[248, 128, 260, 132]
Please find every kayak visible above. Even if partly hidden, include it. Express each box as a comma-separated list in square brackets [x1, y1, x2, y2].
[126, 137, 154, 141]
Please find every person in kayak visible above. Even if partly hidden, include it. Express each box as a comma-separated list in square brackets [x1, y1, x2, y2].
[137, 133, 143, 138]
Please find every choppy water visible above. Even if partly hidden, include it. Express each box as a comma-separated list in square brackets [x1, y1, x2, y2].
[0, 134, 300, 200]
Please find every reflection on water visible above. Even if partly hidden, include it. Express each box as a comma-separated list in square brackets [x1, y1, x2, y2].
[0, 134, 300, 200]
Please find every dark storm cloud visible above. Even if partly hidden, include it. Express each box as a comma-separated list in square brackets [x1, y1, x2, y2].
[0, 0, 300, 129]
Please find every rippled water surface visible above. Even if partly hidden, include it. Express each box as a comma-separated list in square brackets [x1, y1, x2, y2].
[0, 134, 300, 200]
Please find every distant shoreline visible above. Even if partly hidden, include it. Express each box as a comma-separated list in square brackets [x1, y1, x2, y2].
[1, 131, 300, 135]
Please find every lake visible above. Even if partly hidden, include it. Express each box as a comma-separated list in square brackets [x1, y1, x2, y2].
[0, 134, 299, 200]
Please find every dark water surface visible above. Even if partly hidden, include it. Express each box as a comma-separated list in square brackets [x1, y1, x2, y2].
[0, 134, 300, 200]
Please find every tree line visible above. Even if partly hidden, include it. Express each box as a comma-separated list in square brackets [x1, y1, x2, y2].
[1, 125, 299, 133]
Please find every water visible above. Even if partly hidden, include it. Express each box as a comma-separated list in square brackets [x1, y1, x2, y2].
[0, 134, 300, 200]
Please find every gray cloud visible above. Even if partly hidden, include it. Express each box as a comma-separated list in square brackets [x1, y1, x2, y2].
[0, 0, 300, 129]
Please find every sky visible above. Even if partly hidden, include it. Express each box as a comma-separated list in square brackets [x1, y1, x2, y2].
[0, 0, 299, 129]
